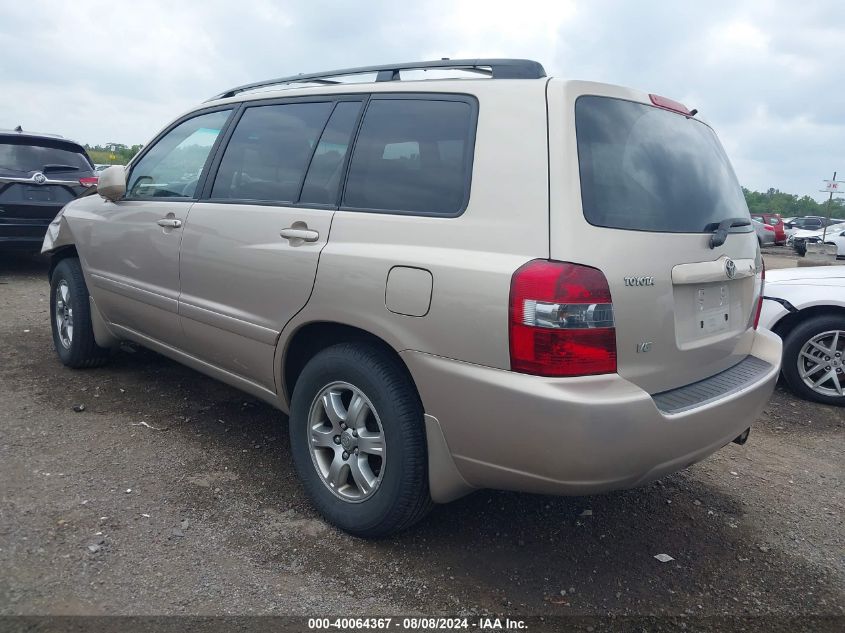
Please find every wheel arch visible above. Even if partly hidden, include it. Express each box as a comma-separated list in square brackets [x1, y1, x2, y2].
[47, 244, 80, 281]
[277, 319, 473, 504]
[771, 304, 845, 342]
[279, 321, 417, 411]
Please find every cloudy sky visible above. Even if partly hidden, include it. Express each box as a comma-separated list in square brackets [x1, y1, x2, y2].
[1, 0, 842, 200]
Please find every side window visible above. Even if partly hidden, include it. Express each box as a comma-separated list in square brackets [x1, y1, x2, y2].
[342, 99, 474, 215]
[211, 102, 333, 202]
[299, 101, 363, 205]
[127, 110, 231, 199]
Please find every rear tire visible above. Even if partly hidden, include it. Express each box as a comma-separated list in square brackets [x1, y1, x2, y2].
[781, 315, 845, 407]
[49, 258, 110, 368]
[289, 342, 432, 537]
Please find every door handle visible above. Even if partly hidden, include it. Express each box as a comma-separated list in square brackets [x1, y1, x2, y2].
[280, 227, 319, 242]
[157, 218, 182, 228]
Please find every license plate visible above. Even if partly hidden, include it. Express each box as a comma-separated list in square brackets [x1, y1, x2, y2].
[696, 285, 730, 335]
[26, 187, 53, 201]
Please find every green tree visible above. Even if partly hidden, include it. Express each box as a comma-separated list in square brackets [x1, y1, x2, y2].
[84, 143, 143, 165]
[742, 187, 842, 219]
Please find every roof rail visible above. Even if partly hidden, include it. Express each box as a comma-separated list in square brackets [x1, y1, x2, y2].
[208, 58, 546, 101]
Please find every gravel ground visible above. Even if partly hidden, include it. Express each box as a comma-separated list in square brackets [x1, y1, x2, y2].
[0, 252, 843, 630]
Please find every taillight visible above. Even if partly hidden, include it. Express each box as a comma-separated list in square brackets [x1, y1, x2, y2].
[753, 261, 766, 330]
[509, 260, 617, 377]
[79, 176, 98, 188]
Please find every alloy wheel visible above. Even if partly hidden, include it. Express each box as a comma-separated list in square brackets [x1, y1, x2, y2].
[797, 330, 845, 397]
[307, 381, 386, 502]
[54, 280, 74, 349]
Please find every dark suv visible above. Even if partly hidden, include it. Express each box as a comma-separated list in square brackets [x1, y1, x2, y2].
[0, 128, 97, 249]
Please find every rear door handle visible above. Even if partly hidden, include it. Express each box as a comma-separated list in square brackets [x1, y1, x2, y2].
[157, 218, 182, 228]
[280, 227, 319, 242]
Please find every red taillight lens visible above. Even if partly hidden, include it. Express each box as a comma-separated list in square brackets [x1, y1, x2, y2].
[79, 176, 98, 188]
[753, 261, 766, 330]
[649, 93, 692, 115]
[509, 260, 617, 377]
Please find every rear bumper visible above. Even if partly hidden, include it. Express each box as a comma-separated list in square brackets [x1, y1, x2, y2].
[0, 211, 56, 246]
[403, 328, 781, 500]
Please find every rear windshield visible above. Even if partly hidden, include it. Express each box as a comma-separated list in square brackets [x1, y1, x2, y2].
[0, 140, 91, 173]
[575, 96, 749, 233]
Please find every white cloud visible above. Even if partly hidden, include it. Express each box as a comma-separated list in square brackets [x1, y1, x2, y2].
[0, 0, 841, 200]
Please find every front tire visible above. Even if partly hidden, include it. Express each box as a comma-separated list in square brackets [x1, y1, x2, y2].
[289, 342, 432, 537]
[781, 315, 845, 406]
[49, 258, 110, 368]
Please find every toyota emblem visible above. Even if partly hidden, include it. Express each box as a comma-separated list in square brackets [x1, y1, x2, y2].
[32, 172, 47, 185]
[724, 258, 737, 279]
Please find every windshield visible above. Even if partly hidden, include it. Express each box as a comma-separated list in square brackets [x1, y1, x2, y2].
[575, 96, 749, 233]
[0, 140, 91, 173]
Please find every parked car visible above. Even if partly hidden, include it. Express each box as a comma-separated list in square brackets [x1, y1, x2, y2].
[1, 127, 97, 250]
[791, 222, 845, 256]
[41, 59, 780, 536]
[784, 216, 825, 238]
[759, 267, 845, 406]
[752, 216, 776, 246]
[751, 212, 786, 244]
[784, 216, 845, 240]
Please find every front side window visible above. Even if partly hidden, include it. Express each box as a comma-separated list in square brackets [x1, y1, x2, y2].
[127, 109, 231, 199]
[343, 99, 474, 215]
[211, 102, 333, 203]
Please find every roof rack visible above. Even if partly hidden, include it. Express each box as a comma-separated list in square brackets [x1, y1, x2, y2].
[208, 58, 546, 101]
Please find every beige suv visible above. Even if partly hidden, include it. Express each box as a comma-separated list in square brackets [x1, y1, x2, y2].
[42, 59, 781, 536]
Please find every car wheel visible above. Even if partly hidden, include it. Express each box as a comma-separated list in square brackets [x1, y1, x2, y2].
[781, 315, 845, 407]
[289, 342, 433, 537]
[49, 258, 110, 368]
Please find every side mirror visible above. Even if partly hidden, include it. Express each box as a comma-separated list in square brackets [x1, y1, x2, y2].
[98, 165, 127, 202]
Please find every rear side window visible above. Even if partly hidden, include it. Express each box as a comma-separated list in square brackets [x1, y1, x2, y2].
[0, 140, 90, 173]
[211, 102, 333, 202]
[299, 101, 363, 205]
[575, 96, 749, 233]
[343, 99, 474, 215]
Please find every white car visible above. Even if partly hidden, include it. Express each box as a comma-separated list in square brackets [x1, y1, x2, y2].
[789, 222, 845, 255]
[760, 267, 845, 406]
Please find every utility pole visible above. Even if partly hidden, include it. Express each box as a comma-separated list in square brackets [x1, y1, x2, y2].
[820, 171, 843, 243]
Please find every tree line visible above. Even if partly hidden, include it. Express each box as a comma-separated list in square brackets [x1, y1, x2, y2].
[743, 187, 844, 218]
[84, 143, 143, 166]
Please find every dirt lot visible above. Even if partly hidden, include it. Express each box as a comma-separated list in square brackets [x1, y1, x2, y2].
[1, 251, 843, 629]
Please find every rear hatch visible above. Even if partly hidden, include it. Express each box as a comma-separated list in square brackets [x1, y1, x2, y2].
[548, 83, 763, 394]
[0, 136, 94, 232]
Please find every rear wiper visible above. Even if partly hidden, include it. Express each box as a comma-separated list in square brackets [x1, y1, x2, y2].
[708, 217, 751, 249]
